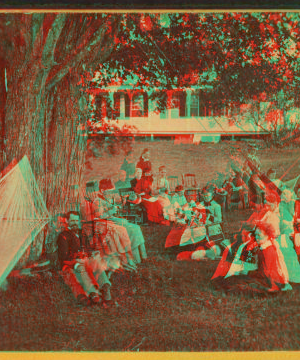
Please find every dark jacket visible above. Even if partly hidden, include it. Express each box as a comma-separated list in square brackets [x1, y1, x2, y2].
[57, 229, 89, 268]
[137, 157, 152, 176]
[130, 177, 151, 195]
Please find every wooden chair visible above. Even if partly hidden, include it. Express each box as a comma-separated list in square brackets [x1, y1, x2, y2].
[167, 176, 180, 194]
[182, 173, 198, 189]
[227, 189, 244, 211]
[118, 187, 136, 205]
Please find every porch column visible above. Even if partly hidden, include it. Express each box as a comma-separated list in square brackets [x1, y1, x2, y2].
[186, 89, 191, 118]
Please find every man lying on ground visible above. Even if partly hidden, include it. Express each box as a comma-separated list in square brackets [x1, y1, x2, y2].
[57, 211, 112, 306]
[44, 213, 68, 268]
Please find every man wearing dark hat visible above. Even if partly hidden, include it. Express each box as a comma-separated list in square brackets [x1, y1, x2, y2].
[57, 211, 112, 306]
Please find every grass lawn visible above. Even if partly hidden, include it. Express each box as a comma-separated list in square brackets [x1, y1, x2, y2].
[1, 139, 300, 351]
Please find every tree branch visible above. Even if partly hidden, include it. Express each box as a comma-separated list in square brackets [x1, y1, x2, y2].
[41, 14, 66, 69]
[82, 17, 122, 70]
[46, 16, 120, 91]
[28, 13, 44, 59]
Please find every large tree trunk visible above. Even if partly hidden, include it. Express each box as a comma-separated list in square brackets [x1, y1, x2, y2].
[1, 13, 121, 265]
[44, 73, 87, 215]
[4, 64, 88, 264]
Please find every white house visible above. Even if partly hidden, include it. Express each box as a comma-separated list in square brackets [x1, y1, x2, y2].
[88, 79, 270, 143]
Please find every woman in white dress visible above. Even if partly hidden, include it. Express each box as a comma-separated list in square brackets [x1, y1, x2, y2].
[92, 179, 147, 267]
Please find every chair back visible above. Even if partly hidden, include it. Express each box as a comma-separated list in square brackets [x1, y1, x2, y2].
[167, 176, 180, 193]
[182, 173, 197, 189]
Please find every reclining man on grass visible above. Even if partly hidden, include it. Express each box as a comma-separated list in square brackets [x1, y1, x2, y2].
[57, 211, 112, 306]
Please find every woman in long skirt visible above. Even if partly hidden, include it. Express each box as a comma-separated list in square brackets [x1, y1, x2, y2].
[278, 189, 300, 283]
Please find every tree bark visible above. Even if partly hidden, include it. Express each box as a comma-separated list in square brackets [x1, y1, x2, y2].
[2, 13, 121, 264]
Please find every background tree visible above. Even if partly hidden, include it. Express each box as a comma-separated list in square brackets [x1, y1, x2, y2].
[0, 13, 121, 263]
[2, 11, 300, 264]
[87, 12, 300, 143]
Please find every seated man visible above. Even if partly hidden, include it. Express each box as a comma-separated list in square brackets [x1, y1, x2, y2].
[130, 168, 152, 197]
[152, 166, 170, 195]
[115, 170, 131, 190]
[199, 187, 222, 224]
[57, 211, 112, 305]
[44, 213, 68, 269]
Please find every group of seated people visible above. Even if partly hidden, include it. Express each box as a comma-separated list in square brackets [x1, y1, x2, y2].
[111, 147, 289, 228]
[104, 147, 224, 227]
[210, 186, 300, 293]
[44, 178, 148, 307]
[43, 146, 300, 305]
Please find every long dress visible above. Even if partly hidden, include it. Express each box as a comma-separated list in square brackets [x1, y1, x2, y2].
[212, 208, 290, 292]
[259, 207, 289, 283]
[293, 199, 300, 254]
[137, 157, 153, 184]
[279, 200, 300, 283]
[212, 233, 288, 292]
[92, 195, 147, 265]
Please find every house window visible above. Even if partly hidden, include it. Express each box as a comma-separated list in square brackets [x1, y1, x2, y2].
[160, 109, 167, 119]
[131, 94, 144, 117]
[190, 93, 199, 117]
[171, 93, 180, 119]
[95, 95, 109, 120]
[118, 93, 130, 119]
[120, 94, 125, 119]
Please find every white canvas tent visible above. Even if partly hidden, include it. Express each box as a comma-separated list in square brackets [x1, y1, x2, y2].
[0, 156, 51, 287]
